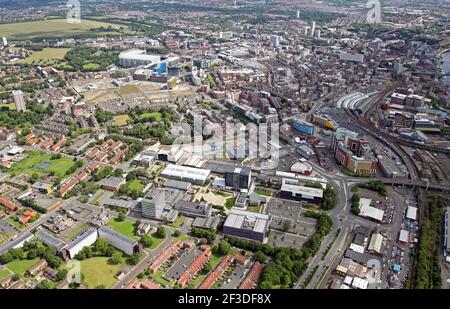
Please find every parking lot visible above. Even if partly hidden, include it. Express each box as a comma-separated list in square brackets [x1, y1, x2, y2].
[268, 230, 306, 248]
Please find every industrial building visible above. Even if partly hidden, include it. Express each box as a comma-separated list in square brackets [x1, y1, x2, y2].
[223, 209, 270, 242]
[118, 49, 161, 68]
[161, 164, 211, 185]
[62, 228, 98, 259]
[358, 198, 384, 222]
[289, 118, 314, 135]
[98, 226, 140, 256]
[279, 178, 323, 205]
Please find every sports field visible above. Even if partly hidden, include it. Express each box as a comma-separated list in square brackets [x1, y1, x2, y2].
[19, 48, 71, 66]
[0, 19, 127, 39]
[138, 112, 162, 122]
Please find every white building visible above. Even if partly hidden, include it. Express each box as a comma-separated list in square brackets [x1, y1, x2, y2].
[98, 226, 139, 256]
[406, 206, 418, 221]
[161, 164, 211, 185]
[339, 52, 364, 63]
[2, 37, 7, 47]
[62, 228, 98, 259]
[12, 90, 26, 112]
[359, 198, 384, 222]
[118, 49, 161, 68]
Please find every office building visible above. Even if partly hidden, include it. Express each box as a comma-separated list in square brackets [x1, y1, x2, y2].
[2, 37, 7, 47]
[289, 118, 314, 135]
[62, 228, 98, 259]
[98, 226, 140, 256]
[339, 52, 364, 63]
[174, 201, 212, 218]
[0, 232, 34, 256]
[141, 190, 166, 220]
[279, 178, 323, 205]
[224, 166, 252, 191]
[223, 209, 270, 242]
[311, 114, 337, 130]
[12, 90, 26, 112]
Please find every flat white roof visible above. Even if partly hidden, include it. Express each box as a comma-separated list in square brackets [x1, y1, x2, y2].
[352, 277, 368, 289]
[161, 164, 211, 182]
[281, 182, 323, 199]
[368, 233, 384, 253]
[399, 229, 409, 243]
[359, 198, 384, 222]
[406, 206, 418, 221]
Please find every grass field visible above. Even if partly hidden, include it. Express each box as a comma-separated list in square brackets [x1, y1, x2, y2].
[91, 190, 105, 205]
[246, 205, 262, 213]
[0, 103, 16, 110]
[172, 234, 189, 243]
[119, 84, 141, 96]
[19, 48, 70, 66]
[126, 179, 144, 192]
[0, 19, 127, 39]
[9, 151, 78, 179]
[79, 257, 124, 289]
[254, 189, 271, 197]
[138, 112, 162, 122]
[66, 223, 89, 240]
[168, 215, 185, 229]
[107, 218, 137, 240]
[113, 114, 130, 126]
[83, 63, 101, 70]
[9, 218, 25, 229]
[6, 258, 40, 276]
[0, 269, 11, 281]
[149, 233, 166, 250]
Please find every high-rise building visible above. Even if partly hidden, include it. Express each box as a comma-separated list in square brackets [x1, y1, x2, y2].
[12, 90, 26, 112]
[141, 190, 165, 219]
[271, 35, 280, 48]
[2, 37, 7, 47]
[296, 10, 300, 19]
[311, 21, 316, 37]
[224, 166, 252, 191]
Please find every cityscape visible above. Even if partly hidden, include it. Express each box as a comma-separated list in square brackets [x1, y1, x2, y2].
[0, 0, 449, 292]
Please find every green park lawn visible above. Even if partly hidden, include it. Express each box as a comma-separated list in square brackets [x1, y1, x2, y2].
[19, 48, 70, 66]
[107, 218, 138, 240]
[66, 223, 89, 240]
[113, 114, 130, 126]
[149, 233, 166, 250]
[138, 112, 162, 122]
[83, 63, 101, 70]
[1, 103, 16, 110]
[125, 179, 144, 192]
[168, 215, 185, 229]
[6, 258, 40, 276]
[0, 19, 128, 39]
[246, 205, 262, 213]
[0, 269, 11, 281]
[78, 257, 125, 289]
[9, 151, 78, 179]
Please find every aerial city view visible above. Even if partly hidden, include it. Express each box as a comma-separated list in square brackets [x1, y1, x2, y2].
[0, 0, 449, 293]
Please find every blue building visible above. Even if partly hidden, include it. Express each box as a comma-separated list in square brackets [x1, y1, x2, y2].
[290, 118, 314, 135]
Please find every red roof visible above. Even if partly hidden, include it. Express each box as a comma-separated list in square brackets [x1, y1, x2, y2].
[178, 246, 211, 287]
[238, 261, 264, 289]
[199, 255, 234, 289]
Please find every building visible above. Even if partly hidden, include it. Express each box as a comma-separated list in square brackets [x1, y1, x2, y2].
[35, 229, 66, 251]
[358, 198, 384, 222]
[399, 229, 409, 244]
[0, 232, 34, 256]
[378, 158, 409, 179]
[27, 259, 47, 276]
[0, 196, 20, 214]
[445, 208, 450, 255]
[368, 233, 384, 254]
[161, 164, 211, 185]
[62, 228, 98, 259]
[12, 90, 26, 112]
[406, 206, 418, 221]
[339, 52, 364, 63]
[174, 201, 212, 218]
[289, 118, 314, 135]
[296, 145, 315, 160]
[311, 114, 337, 130]
[332, 128, 377, 175]
[224, 166, 252, 191]
[98, 226, 140, 256]
[118, 49, 161, 68]
[279, 179, 323, 205]
[223, 209, 270, 242]
[141, 190, 166, 219]
[100, 177, 126, 192]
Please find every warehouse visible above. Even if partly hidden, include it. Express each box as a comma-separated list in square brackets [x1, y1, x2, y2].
[358, 198, 384, 222]
[279, 179, 323, 204]
[406, 206, 418, 221]
[161, 164, 211, 185]
[223, 209, 270, 242]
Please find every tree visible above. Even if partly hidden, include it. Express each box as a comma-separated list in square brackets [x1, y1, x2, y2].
[140, 234, 153, 248]
[0, 252, 13, 264]
[202, 262, 213, 273]
[110, 251, 123, 265]
[57, 270, 68, 281]
[155, 227, 166, 239]
[94, 239, 110, 256]
[255, 250, 267, 263]
[30, 173, 39, 184]
[127, 253, 141, 266]
[118, 212, 126, 222]
[112, 168, 124, 177]
[282, 220, 292, 232]
[36, 280, 53, 289]
[351, 193, 361, 215]
[218, 239, 231, 256]
[173, 230, 181, 237]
